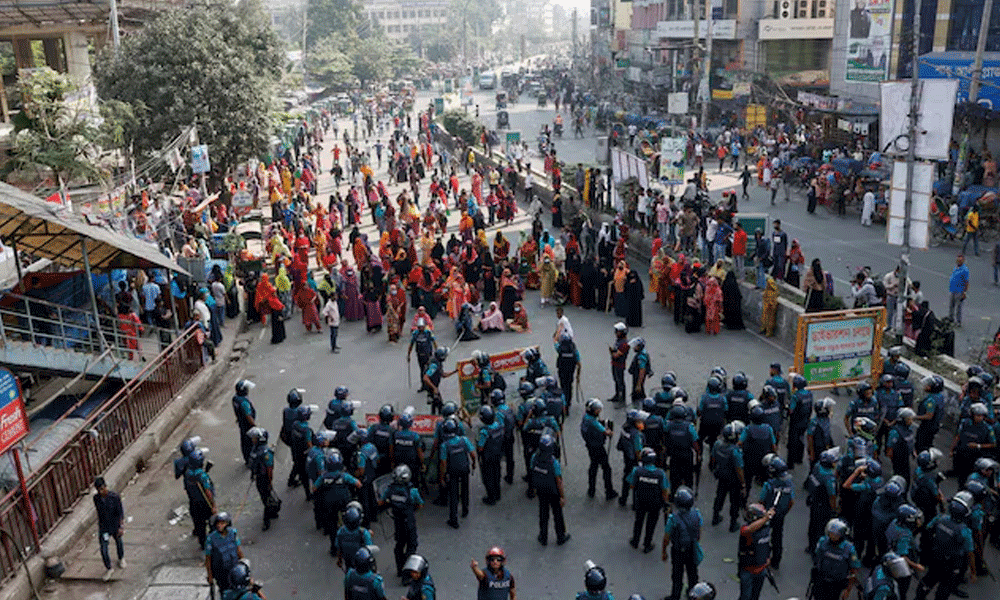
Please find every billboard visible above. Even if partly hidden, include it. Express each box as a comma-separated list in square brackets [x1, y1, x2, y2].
[919, 52, 1000, 110]
[659, 137, 686, 185]
[0, 368, 29, 455]
[845, 0, 895, 82]
[879, 80, 958, 161]
[794, 309, 885, 387]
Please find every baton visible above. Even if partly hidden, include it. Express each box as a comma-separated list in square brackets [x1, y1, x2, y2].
[407, 356, 412, 389]
[764, 567, 780, 593]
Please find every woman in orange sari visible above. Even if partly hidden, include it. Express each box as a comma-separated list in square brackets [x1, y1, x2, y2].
[446, 271, 469, 320]
[254, 273, 276, 325]
[386, 283, 407, 343]
[352, 234, 370, 268]
[519, 235, 539, 289]
[493, 231, 510, 263]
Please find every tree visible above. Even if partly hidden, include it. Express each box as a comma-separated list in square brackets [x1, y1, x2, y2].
[441, 109, 482, 146]
[349, 38, 391, 88]
[306, 37, 355, 90]
[93, 0, 283, 179]
[306, 0, 371, 49]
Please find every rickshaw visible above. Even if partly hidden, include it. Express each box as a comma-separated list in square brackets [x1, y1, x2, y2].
[496, 110, 509, 129]
[495, 91, 507, 109]
[537, 91, 547, 107]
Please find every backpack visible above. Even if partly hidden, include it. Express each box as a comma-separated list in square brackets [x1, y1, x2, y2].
[492, 373, 507, 392]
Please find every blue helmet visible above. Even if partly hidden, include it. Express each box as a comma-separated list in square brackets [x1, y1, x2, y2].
[519, 380, 536, 399]
[674, 486, 694, 509]
[584, 564, 607, 592]
[538, 434, 556, 453]
[296, 405, 312, 421]
[325, 450, 343, 471]
[490, 388, 506, 405]
[187, 449, 205, 469]
[532, 397, 546, 415]
[661, 372, 676, 390]
[287, 388, 303, 407]
[479, 405, 496, 424]
[442, 401, 458, 418]
[442, 418, 459, 436]
[642, 397, 656, 412]
[179, 437, 198, 456]
[343, 506, 362, 528]
[335, 386, 349, 400]
[354, 546, 375, 574]
[398, 413, 414, 429]
[229, 562, 251, 588]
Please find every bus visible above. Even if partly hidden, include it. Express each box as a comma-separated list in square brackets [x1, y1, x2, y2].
[478, 72, 497, 90]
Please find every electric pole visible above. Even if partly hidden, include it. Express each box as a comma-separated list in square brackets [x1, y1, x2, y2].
[109, 0, 120, 49]
[950, 0, 993, 196]
[895, 6, 920, 334]
[700, 0, 712, 134]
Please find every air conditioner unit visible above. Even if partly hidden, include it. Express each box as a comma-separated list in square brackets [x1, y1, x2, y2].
[816, 0, 828, 17]
[779, 0, 793, 19]
[797, 0, 810, 18]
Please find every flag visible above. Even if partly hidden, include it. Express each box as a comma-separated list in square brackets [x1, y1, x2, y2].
[45, 191, 63, 204]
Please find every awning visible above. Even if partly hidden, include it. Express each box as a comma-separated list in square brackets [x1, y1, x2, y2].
[0, 182, 189, 275]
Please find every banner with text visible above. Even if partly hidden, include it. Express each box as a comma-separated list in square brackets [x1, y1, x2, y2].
[795, 309, 885, 387]
[457, 346, 536, 413]
[845, 0, 895, 82]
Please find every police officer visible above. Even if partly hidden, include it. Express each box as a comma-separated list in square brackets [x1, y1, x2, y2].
[344, 546, 387, 600]
[581, 399, 618, 500]
[232, 379, 257, 467]
[336, 505, 374, 571]
[618, 409, 646, 506]
[522, 398, 554, 489]
[391, 412, 424, 489]
[968, 457, 998, 546]
[408, 318, 437, 391]
[280, 388, 303, 451]
[787, 374, 813, 467]
[805, 448, 840, 553]
[183, 449, 214, 549]
[470, 547, 516, 600]
[539, 376, 566, 425]
[477, 406, 505, 505]
[204, 512, 243, 598]
[354, 430, 379, 528]
[577, 562, 613, 600]
[288, 405, 315, 498]
[430, 402, 463, 503]
[951, 403, 996, 486]
[663, 406, 698, 492]
[531, 433, 570, 545]
[896, 364, 915, 408]
[608, 322, 630, 404]
[865, 552, 913, 600]
[379, 466, 423, 579]
[886, 408, 917, 486]
[811, 518, 861, 600]
[727, 372, 754, 425]
[885, 504, 926, 600]
[846, 382, 880, 437]
[758, 386, 784, 446]
[914, 494, 976, 600]
[439, 418, 476, 528]
[491, 389, 517, 484]
[174, 436, 201, 479]
[522, 347, 550, 383]
[765, 363, 790, 414]
[628, 337, 651, 402]
[915, 376, 945, 453]
[331, 398, 361, 466]
[872, 476, 907, 559]
[642, 397, 666, 467]
[423, 347, 456, 415]
[698, 377, 728, 466]
[315, 450, 362, 556]
[911, 449, 946, 521]
[843, 458, 885, 566]
[247, 427, 279, 531]
[759, 456, 794, 569]
[807, 398, 836, 469]
[672, 388, 697, 423]
[403, 554, 435, 600]
[711, 421, 746, 532]
[324, 386, 350, 429]
[737, 503, 776, 600]
[223, 561, 264, 600]
[654, 373, 678, 418]
[740, 404, 777, 488]
[627, 447, 669, 552]
[473, 351, 497, 407]
[368, 404, 396, 476]
[307, 431, 332, 518]
[877, 374, 902, 452]
[662, 486, 703, 600]
[555, 332, 581, 410]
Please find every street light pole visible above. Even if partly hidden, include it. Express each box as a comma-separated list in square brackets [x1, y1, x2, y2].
[700, 0, 712, 134]
[950, 0, 993, 197]
[895, 6, 920, 334]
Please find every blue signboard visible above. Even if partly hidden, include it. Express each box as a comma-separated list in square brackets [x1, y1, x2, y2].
[918, 52, 1000, 110]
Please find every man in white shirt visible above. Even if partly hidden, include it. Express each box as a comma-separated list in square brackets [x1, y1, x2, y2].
[694, 141, 704, 167]
[553, 306, 574, 341]
[322, 293, 341, 353]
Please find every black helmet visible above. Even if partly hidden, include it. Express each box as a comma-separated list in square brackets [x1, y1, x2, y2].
[672, 388, 689, 403]
[897, 504, 923, 529]
[642, 397, 657, 412]
[825, 518, 848, 540]
[210, 511, 231, 528]
[669, 405, 687, 421]
[490, 388, 506, 405]
[335, 386, 349, 400]
[760, 385, 777, 401]
[967, 365, 984, 378]
[229, 562, 251, 588]
[965, 479, 988, 501]
[706, 376, 723, 394]
[479, 405, 496, 424]
[354, 547, 376, 574]
[745, 503, 767, 522]
[586, 398, 603, 415]
[640, 447, 656, 465]
[857, 381, 873, 396]
[584, 564, 607, 592]
[188, 449, 205, 469]
[435, 347, 449, 361]
[661, 373, 676, 390]
[343, 506, 362, 528]
[916, 448, 942, 470]
[815, 397, 835, 416]
[442, 418, 458, 436]
[287, 388, 303, 407]
[379, 404, 395, 423]
[179, 436, 199, 456]
[975, 457, 999, 474]
[674, 486, 694, 509]
[688, 582, 716, 600]
[393, 464, 412, 484]
[442, 401, 458, 418]
[403, 554, 429, 578]
[819, 447, 841, 467]
[722, 421, 744, 442]
[749, 404, 765, 423]
[792, 373, 807, 390]
[398, 413, 413, 429]
[732, 372, 748, 390]
[768, 457, 788, 477]
[769, 362, 781, 372]
[539, 433, 556, 453]
[325, 450, 343, 471]
[894, 363, 910, 380]
[922, 375, 944, 393]
[518, 380, 536, 399]
[341, 401, 355, 417]
[296, 405, 312, 421]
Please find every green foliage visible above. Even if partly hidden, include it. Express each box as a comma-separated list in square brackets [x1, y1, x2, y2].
[4, 67, 106, 186]
[441, 109, 482, 146]
[306, 0, 372, 48]
[349, 38, 391, 88]
[93, 0, 283, 177]
[306, 38, 355, 90]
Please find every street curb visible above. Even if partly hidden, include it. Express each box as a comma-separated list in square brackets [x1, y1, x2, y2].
[0, 312, 245, 600]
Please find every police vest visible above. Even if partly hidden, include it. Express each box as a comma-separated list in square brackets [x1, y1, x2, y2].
[853, 400, 879, 421]
[665, 421, 694, 459]
[581, 416, 605, 448]
[616, 427, 634, 454]
[497, 405, 516, 438]
[700, 394, 726, 429]
[332, 418, 355, 448]
[864, 566, 898, 600]
[556, 340, 577, 368]
[790, 391, 813, 428]
[807, 466, 833, 506]
[446, 438, 471, 473]
[482, 423, 504, 459]
[575, 593, 612, 600]
[815, 538, 852, 582]
[393, 431, 419, 465]
[872, 494, 900, 527]
[653, 390, 674, 418]
[250, 447, 271, 483]
[877, 389, 902, 421]
[917, 394, 943, 430]
[727, 390, 752, 422]
[811, 418, 832, 452]
[306, 447, 326, 482]
[526, 361, 548, 382]
[359, 444, 379, 482]
[406, 575, 435, 600]
[672, 509, 700, 549]
[184, 469, 209, 505]
[763, 476, 793, 516]
[712, 442, 739, 482]
[911, 472, 938, 509]
[739, 524, 771, 569]
[958, 420, 991, 449]
[634, 467, 666, 508]
[173, 456, 189, 480]
[413, 331, 433, 357]
[319, 471, 351, 505]
[643, 416, 664, 450]
[370, 423, 394, 455]
[890, 425, 915, 467]
[208, 530, 240, 579]
[743, 424, 772, 464]
[897, 381, 914, 408]
[280, 406, 298, 444]
[324, 412, 338, 430]
[531, 454, 558, 495]
[545, 393, 565, 419]
[761, 402, 783, 433]
[232, 395, 255, 429]
[346, 570, 379, 600]
[932, 517, 966, 562]
[290, 422, 310, 453]
[426, 360, 443, 387]
[477, 568, 513, 600]
[338, 527, 366, 566]
[386, 483, 416, 520]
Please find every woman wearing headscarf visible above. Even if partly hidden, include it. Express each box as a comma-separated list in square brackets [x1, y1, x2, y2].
[499, 267, 520, 319]
[446, 271, 470, 320]
[566, 244, 582, 307]
[624, 269, 644, 328]
[295, 280, 322, 333]
[609, 260, 628, 316]
[520, 234, 540, 290]
[257, 273, 286, 344]
[551, 193, 563, 229]
[506, 301, 530, 332]
[721, 271, 745, 330]
[275, 265, 293, 320]
[597, 223, 612, 263]
[493, 231, 510, 263]
[479, 301, 505, 332]
[579, 256, 598, 309]
[802, 258, 826, 313]
[363, 273, 384, 333]
[411, 305, 434, 331]
[386, 283, 407, 343]
[684, 267, 704, 333]
[785, 239, 805, 288]
[340, 267, 364, 321]
[704, 275, 723, 335]
[552, 240, 566, 273]
[539, 256, 558, 305]
[760, 275, 779, 337]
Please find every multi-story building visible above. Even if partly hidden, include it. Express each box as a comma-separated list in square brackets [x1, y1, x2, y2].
[362, 0, 450, 41]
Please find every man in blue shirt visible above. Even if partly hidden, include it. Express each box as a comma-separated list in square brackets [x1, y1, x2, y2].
[948, 254, 970, 327]
[141, 274, 160, 325]
[439, 419, 476, 529]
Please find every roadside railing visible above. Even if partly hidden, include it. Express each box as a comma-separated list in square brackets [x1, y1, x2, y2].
[0, 326, 203, 582]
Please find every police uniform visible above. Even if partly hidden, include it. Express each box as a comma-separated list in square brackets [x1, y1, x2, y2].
[740, 423, 776, 487]
[812, 535, 861, 600]
[627, 463, 669, 550]
[183, 466, 214, 548]
[249, 443, 278, 530]
[576, 592, 614, 600]
[911, 466, 943, 521]
[953, 417, 996, 486]
[392, 428, 423, 483]
[440, 434, 475, 526]
[665, 507, 703, 600]
[850, 470, 884, 565]
[289, 420, 313, 498]
[424, 359, 446, 414]
[698, 391, 728, 456]
[476, 365, 496, 406]
[356, 441, 380, 527]
[847, 397, 881, 434]
[915, 392, 943, 453]
[654, 388, 675, 419]
[767, 374, 789, 412]
[205, 526, 240, 595]
[315, 467, 360, 554]
[173, 454, 189, 480]
[629, 348, 651, 401]
[222, 587, 263, 600]
[738, 516, 772, 600]
[914, 514, 974, 600]
[410, 328, 436, 390]
[876, 385, 902, 451]
[581, 412, 616, 499]
[711, 439, 745, 530]
[542, 387, 566, 425]
[525, 357, 550, 383]
[405, 573, 436, 600]
[331, 414, 360, 466]
[727, 388, 755, 425]
[494, 399, 517, 483]
[787, 389, 813, 467]
[760, 399, 784, 444]
[871, 491, 903, 559]
[555, 338, 580, 408]
[610, 337, 629, 404]
[368, 420, 396, 476]
[477, 567, 514, 600]
[232, 393, 256, 466]
[885, 519, 917, 599]
[897, 376, 915, 408]
[530, 449, 568, 545]
[644, 411, 666, 467]
[477, 419, 505, 504]
[344, 567, 387, 600]
[336, 525, 373, 570]
[617, 424, 645, 505]
[665, 418, 698, 492]
[380, 480, 423, 576]
[864, 565, 900, 600]
[806, 414, 834, 469]
[805, 463, 837, 552]
[887, 421, 916, 486]
[759, 474, 794, 569]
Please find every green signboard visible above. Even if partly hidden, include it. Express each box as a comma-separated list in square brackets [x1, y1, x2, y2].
[733, 212, 768, 257]
[802, 356, 871, 382]
[616, 58, 631, 69]
[434, 97, 444, 114]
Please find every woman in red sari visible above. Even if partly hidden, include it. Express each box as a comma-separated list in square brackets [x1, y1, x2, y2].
[386, 283, 407, 343]
[493, 231, 510, 263]
[704, 275, 723, 335]
[254, 273, 277, 325]
[446, 271, 469, 320]
[295, 283, 322, 332]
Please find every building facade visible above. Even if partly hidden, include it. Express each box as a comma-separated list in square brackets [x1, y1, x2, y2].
[363, 0, 450, 40]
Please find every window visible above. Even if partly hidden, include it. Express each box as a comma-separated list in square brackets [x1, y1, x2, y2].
[765, 38, 829, 74]
[947, 0, 1000, 52]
